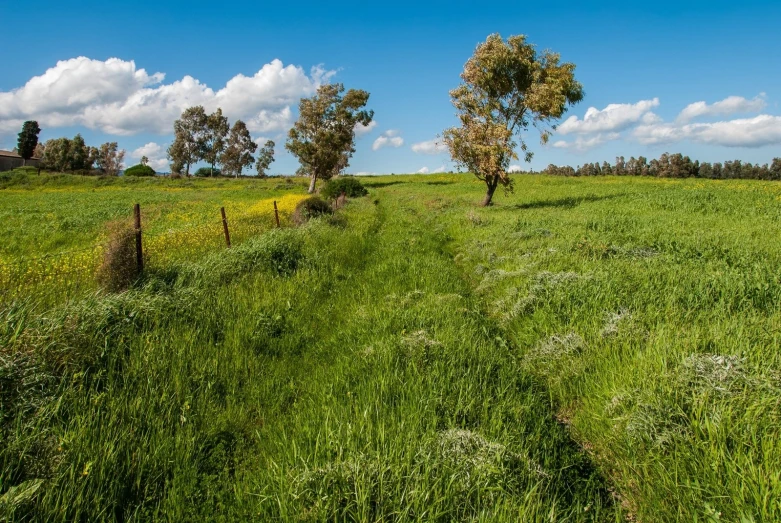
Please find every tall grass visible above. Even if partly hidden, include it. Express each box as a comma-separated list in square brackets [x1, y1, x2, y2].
[3, 172, 780, 521]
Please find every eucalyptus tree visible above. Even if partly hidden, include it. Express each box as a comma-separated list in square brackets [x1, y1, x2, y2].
[221, 120, 257, 177]
[168, 106, 207, 176]
[286, 84, 373, 193]
[443, 34, 583, 206]
[255, 140, 276, 177]
[203, 108, 229, 176]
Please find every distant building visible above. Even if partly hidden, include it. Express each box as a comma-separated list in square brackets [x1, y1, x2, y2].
[0, 150, 41, 172]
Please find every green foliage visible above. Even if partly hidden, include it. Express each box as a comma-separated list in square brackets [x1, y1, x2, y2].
[321, 176, 368, 199]
[123, 163, 157, 177]
[292, 196, 333, 224]
[16, 121, 41, 162]
[194, 166, 221, 177]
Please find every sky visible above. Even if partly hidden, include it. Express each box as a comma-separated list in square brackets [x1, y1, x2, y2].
[1, 0, 780, 174]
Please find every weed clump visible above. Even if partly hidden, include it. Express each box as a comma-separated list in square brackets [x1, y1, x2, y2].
[292, 197, 333, 225]
[96, 220, 138, 292]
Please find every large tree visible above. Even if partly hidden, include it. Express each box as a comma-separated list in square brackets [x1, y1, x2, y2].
[255, 140, 275, 177]
[286, 83, 373, 193]
[203, 108, 229, 176]
[443, 34, 583, 206]
[168, 106, 208, 176]
[17, 121, 41, 166]
[221, 120, 257, 178]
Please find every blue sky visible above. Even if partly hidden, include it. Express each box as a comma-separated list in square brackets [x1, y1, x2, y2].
[1, 0, 779, 174]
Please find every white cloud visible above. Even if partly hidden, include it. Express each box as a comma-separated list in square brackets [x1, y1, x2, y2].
[372, 129, 404, 151]
[508, 165, 523, 172]
[432, 164, 446, 173]
[0, 57, 333, 136]
[416, 166, 430, 174]
[676, 94, 766, 123]
[411, 138, 447, 154]
[634, 115, 781, 147]
[558, 98, 660, 135]
[552, 132, 621, 151]
[130, 142, 168, 171]
[355, 120, 377, 137]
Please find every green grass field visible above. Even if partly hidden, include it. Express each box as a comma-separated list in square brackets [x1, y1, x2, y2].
[2, 170, 781, 521]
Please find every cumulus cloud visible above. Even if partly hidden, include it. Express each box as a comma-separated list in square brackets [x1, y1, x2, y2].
[557, 98, 660, 135]
[411, 138, 447, 154]
[129, 142, 168, 171]
[508, 165, 523, 172]
[0, 56, 333, 136]
[416, 166, 430, 174]
[355, 120, 377, 137]
[372, 130, 404, 151]
[676, 94, 766, 123]
[634, 115, 781, 147]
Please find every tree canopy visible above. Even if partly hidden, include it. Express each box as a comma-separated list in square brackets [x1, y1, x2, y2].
[443, 33, 583, 206]
[221, 120, 257, 177]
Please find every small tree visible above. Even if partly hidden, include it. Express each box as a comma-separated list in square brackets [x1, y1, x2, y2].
[168, 106, 207, 176]
[221, 120, 257, 178]
[255, 140, 275, 177]
[96, 142, 125, 175]
[17, 121, 41, 166]
[203, 108, 229, 176]
[443, 34, 583, 206]
[141, 156, 149, 166]
[286, 84, 373, 193]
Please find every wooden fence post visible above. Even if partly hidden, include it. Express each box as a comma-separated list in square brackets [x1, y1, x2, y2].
[273, 201, 281, 228]
[221, 207, 231, 247]
[133, 203, 143, 274]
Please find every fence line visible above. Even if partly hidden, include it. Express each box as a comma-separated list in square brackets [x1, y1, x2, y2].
[0, 195, 349, 298]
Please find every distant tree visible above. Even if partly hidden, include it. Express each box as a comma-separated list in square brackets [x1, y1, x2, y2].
[286, 83, 373, 193]
[221, 120, 257, 178]
[203, 108, 229, 176]
[168, 106, 207, 176]
[40, 138, 71, 172]
[443, 34, 583, 206]
[194, 166, 221, 177]
[70, 134, 90, 171]
[17, 121, 41, 166]
[96, 142, 125, 176]
[141, 156, 149, 166]
[255, 140, 275, 177]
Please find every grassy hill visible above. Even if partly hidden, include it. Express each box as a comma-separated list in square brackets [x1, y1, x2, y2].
[2, 171, 780, 521]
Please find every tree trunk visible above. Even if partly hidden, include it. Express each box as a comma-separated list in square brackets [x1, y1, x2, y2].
[481, 177, 499, 206]
[308, 174, 317, 194]
[22, 158, 26, 167]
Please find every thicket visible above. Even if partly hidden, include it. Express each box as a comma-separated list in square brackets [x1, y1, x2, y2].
[320, 176, 368, 199]
[123, 164, 156, 177]
[543, 153, 781, 180]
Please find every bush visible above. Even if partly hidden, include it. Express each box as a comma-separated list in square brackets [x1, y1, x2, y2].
[321, 176, 368, 199]
[194, 167, 221, 177]
[123, 164, 156, 177]
[292, 197, 333, 225]
[96, 220, 138, 292]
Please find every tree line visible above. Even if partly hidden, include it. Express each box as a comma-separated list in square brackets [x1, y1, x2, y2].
[166, 107, 275, 178]
[542, 153, 781, 180]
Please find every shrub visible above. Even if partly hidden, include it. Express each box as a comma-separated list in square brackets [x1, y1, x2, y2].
[292, 197, 333, 225]
[194, 167, 221, 177]
[96, 220, 138, 292]
[123, 164, 156, 177]
[321, 176, 368, 200]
